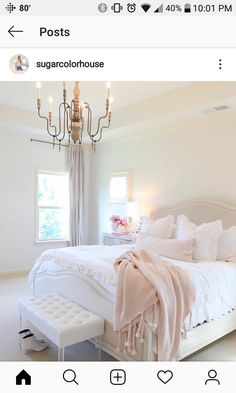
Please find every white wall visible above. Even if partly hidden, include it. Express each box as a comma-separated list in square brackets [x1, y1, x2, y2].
[89, 113, 236, 244]
[0, 132, 69, 273]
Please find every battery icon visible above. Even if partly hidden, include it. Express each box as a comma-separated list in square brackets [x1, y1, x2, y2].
[184, 3, 191, 12]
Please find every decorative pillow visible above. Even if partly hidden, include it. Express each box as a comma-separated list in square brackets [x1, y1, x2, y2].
[177, 215, 223, 261]
[217, 226, 236, 262]
[135, 233, 196, 262]
[176, 215, 196, 240]
[140, 215, 174, 239]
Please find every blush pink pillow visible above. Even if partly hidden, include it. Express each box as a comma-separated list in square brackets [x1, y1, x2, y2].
[135, 233, 196, 262]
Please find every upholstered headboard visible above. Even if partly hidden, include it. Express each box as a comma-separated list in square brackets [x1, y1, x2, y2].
[150, 200, 236, 229]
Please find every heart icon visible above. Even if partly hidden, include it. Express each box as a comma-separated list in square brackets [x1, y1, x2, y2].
[157, 370, 173, 384]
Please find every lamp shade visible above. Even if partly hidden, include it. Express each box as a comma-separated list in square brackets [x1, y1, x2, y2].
[126, 201, 139, 223]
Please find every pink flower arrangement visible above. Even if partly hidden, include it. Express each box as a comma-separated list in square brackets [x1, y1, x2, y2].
[110, 215, 120, 223]
[110, 215, 128, 227]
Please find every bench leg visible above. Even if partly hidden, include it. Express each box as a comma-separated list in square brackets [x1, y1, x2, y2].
[58, 347, 65, 361]
[97, 336, 102, 361]
[19, 314, 22, 330]
[18, 314, 22, 349]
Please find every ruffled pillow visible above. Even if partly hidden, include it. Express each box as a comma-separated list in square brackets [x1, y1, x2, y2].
[177, 215, 223, 260]
[217, 227, 236, 262]
[140, 215, 174, 239]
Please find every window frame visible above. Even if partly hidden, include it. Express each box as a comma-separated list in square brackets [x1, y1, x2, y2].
[35, 168, 70, 243]
[109, 171, 131, 203]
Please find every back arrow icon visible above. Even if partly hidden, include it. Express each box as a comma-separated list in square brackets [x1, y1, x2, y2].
[8, 25, 24, 37]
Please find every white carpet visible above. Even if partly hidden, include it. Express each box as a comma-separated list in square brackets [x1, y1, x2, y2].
[1, 272, 236, 361]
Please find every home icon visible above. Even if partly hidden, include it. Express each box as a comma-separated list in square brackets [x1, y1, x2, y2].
[16, 369, 31, 385]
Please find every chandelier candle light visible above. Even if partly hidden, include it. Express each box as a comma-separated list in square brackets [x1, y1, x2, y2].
[36, 81, 113, 151]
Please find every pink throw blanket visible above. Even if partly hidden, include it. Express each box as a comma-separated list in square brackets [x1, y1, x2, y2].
[114, 249, 196, 361]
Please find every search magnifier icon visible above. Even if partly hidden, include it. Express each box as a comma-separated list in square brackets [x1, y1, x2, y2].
[63, 369, 79, 385]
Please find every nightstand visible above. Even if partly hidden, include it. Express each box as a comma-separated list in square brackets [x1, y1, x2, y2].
[102, 232, 137, 246]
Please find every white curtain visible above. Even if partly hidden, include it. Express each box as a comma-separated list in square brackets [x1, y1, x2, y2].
[69, 145, 84, 246]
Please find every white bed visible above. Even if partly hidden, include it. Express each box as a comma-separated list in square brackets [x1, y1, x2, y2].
[30, 200, 236, 361]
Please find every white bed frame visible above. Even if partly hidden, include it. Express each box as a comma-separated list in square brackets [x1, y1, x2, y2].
[33, 199, 236, 361]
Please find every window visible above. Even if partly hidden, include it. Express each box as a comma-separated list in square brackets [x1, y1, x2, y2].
[109, 172, 129, 203]
[36, 170, 69, 242]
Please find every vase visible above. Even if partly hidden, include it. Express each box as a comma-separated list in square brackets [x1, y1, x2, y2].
[111, 222, 118, 232]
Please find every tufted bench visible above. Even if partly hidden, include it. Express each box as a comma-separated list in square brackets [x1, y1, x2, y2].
[18, 294, 105, 361]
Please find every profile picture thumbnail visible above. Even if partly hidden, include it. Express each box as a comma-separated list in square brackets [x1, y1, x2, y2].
[9, 54, 29, 74]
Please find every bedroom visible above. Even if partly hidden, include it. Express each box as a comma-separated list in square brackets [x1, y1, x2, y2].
[1, 81, 236, 362]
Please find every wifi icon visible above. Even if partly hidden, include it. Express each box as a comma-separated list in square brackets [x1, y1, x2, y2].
[141, 3, 151, 12]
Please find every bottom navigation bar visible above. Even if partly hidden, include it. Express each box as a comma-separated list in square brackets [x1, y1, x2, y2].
[1, 361, 235, 392]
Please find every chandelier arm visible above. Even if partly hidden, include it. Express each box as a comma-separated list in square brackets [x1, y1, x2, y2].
[52, 102, 70, 142]
[83, 101, 109, 139]
[48, 122, 57, 137]
[90, 97, 110, 138]
[64, 105, 72, 134]
[56, 102, 66, 140]
[69, 100, 74, 121]
[38, 109, 60, 138]
[86, 105, 92, 137]
[60, 105, 69, 142]
[93, 120, 111, 143]
[51, 101, 70, 142]
[91, 109, 108, 138]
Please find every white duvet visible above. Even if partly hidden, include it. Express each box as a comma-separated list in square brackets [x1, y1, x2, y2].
[29, 244, 236, 330]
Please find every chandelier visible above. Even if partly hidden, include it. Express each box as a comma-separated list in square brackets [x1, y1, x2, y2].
[36, 81, 113, 151]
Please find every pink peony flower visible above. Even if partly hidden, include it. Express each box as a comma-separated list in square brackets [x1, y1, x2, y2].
[110, 215, 127, 226]
[110, 215, 120, 222]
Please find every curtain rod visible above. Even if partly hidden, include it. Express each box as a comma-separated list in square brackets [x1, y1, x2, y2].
[30, 138, 69, 148]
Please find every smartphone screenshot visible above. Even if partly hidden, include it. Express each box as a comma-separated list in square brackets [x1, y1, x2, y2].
[0, 0, 236, 391]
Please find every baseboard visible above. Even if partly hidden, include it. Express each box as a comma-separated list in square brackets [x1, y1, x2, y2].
[0, 267, 30, 276]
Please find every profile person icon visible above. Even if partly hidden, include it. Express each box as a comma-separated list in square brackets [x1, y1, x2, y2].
[15, 55, 24, 71]
[9, 54, 29, 74]
[205, 369, 220, 385]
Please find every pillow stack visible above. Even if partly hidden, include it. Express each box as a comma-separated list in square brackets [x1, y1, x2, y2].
[136, 215, 195, 262]
[137, 213, 236, 263]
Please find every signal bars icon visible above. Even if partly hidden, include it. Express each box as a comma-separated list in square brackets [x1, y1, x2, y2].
[154, 4, 163, 12]
[5, 2, 16, 13]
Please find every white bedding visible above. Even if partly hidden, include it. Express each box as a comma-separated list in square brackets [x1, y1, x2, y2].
[29, 244, 236, 331]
